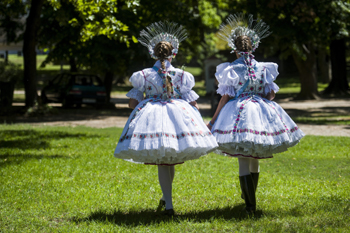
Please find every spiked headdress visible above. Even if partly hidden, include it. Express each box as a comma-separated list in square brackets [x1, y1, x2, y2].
[138, 21, 188, 59]
[218, 13, 272, 53]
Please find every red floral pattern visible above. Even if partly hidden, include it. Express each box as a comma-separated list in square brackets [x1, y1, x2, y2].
[119, 131, 212, 142]
[213, 126, 299, 137]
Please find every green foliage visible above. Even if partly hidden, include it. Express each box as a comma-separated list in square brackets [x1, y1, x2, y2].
[24, 103, 59, 117]
[38, 0, 231, 82]
[0, 125, 349, 231]
[238, 0, 350, 59]
[0, 0, 26, 43]
[48, 0, 140, 43]
[0, 61, 22, 83]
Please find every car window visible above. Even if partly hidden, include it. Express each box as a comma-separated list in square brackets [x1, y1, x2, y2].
[90, 76, 103, 86]
[75, 76, 92, 86]
[74, 75, 103, 86]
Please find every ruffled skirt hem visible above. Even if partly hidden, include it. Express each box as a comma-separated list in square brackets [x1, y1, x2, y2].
[214, 130, 304, 158]
[114, 146, 216, 164]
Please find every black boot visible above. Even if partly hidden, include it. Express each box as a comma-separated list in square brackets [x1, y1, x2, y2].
[241, 172, 259, 199]
[239, 174, 256, 213]
[251, 172, 259, 192]
[156, 199, 166, 212]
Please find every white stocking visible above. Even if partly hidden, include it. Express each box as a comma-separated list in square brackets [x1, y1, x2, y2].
[249, 159, 260, 173]
[238, 158, 251, 176]
[238, 158, 260, 176]
[158, 165, 173, 210]
[170, 166, 175, 182]
[160, 166, 175, 201]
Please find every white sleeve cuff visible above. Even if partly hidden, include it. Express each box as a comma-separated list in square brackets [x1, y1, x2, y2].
[216, 84, 236, 97]
[264, 82, 280, 95]
[126, 88, 144, 102]
[182, 90, 199, 102]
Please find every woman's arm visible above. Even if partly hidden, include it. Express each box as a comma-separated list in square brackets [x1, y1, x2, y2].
[207, 94, 230, 130]
[189, 101, 199, 110]
[265, 90, 275, 101]
[128, 99, 139, 109]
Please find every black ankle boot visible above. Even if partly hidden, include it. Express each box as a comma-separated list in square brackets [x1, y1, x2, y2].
[241, 172, 259, 200]
[239, 174, 256, 213]
[156, 199, 166, 212]
[251, 172, 259, 192]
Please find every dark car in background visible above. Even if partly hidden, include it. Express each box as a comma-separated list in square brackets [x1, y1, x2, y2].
[41, 73, 106, 108]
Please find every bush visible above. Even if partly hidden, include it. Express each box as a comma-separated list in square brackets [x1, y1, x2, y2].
[0, 62, 22, 109]
[0, 61, 22, 83]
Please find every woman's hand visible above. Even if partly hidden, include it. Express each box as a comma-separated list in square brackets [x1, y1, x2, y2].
[266, 91, 275, 101]
[207, 122, 212, 130]
[208, 94, 230, 130]
[128, 99, 139, 109]
[190, 101, 199, 110]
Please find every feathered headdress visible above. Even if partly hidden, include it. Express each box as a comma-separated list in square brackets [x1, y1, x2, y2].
[218, 13, 272, 53]
[138, 21, 188, 60]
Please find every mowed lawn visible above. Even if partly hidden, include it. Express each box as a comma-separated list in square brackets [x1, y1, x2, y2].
[0, 125, 349, 232]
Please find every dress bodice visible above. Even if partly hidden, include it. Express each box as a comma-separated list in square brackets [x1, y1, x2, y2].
[237, 65, 268, 95]
[141, 68, 185, 99]
[215, 57, 279, 98]
[126, 60, 199, 103]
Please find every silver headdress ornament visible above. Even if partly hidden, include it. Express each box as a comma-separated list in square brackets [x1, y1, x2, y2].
[138, 21, 188, 60]
[218, 13, 272, 53]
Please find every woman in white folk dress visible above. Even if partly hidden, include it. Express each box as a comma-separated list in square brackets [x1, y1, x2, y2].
[207, 14, 305, 213]
[114, 21, 218, 216]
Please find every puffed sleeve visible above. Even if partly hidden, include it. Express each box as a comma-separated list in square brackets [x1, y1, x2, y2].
[126, 71, 145, 102]
[261, 62, 280, 95]
[180, 71, 199, 102]
[215, 62, 241, 97]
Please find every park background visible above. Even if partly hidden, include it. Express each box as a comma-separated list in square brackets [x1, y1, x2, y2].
[1, 0, 350, 232]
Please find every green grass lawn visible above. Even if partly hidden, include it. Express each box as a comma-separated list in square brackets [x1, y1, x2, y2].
[3, 54, 70, 71]
[1, 125, 349, 232]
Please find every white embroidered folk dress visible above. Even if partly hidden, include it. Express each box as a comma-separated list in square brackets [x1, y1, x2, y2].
[114, 60, 218, 164]
[212, 56, 305, 159]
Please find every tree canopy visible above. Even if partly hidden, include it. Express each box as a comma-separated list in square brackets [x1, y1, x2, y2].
[37, 0, 230, 102]
[1, 0, 349, 107]
[236, 0, 350, 99]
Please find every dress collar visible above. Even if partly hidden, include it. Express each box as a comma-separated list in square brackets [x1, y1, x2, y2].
[233, 56, 257, 66]
[154, 60, 174, 70]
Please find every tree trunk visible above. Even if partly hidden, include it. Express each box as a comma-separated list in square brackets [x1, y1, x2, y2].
[104, 71, 114, 103]
[318, 47, 331, 84]
[5, 50, 8, 64]
[292, 44, 320, 100]
[23, 0, 44, 108]
[323, 38, 349, 96]
[69, 57, 77, 72]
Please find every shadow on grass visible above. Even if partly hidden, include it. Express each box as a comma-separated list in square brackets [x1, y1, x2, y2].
[0, 105, 134, 124]
[0, 152, 73, 167]
[0, 129, 99, 150]
[72, 205, 276, 226]
[282, 106, 350, 125]
[0, 129, 99, 166]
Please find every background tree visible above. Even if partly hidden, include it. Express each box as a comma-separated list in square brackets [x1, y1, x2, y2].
[2, 0, 140, 108]
[321, 0, 350, 96]
[39, 0, 230, 103]
[0, 0, 25, 64]
[129, 0, 229, 66]
[238, 0, 350, 100]
[39, 0, 140, 103]
[23, 0, 44, 108]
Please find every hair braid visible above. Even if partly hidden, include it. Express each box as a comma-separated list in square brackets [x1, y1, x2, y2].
[235, 35, 253, 52]
[154, 41, 174, 96]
